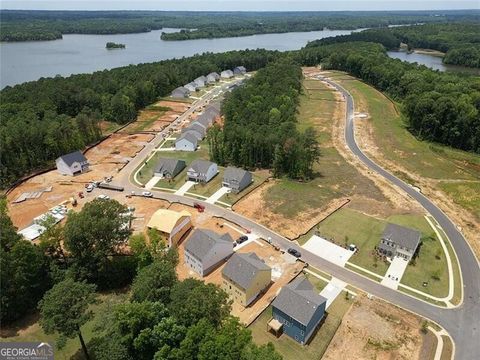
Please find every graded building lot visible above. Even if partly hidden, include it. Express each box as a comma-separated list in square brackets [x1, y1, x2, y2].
[7, 132, 154, 229]
[233, 72, 421, 240]
[322, 294, 433, 360]
[324, 70, 480, 259]
[176, 231, 304, 325]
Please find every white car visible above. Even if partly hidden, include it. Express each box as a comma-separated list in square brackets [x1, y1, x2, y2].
[86, 184, 94, 192]
[97, 194, 110, 200]
[142, 191, 153, 198]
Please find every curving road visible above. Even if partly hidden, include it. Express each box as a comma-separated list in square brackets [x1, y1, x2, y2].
[116, 77, 480, 359]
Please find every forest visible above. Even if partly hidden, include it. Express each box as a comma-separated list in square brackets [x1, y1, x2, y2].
[0, 198, 281, 360]
[208, 60, 321, 179]
[0, 49, 281, 188]
[307, 22, 480, 68]
[1, 9, 477, 42]
[1, 25, 479, 188]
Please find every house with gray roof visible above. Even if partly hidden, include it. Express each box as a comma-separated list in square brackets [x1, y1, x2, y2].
[187, 160, 218, 183]
[184, 229, 233, 276]
[222, 167, 252, 193]
[56, 151, 89, 176]
[175, 132, 198, 152]
[220, 69, 234, 79]
[271, 275, 327, 344]
[194, 76, 207, 88]
[184, 82, 197, 92]
[206, 72, 220, 84]
[182, 122, 206, 138]
[222, 252, 271, 306]
[378, 223, 421, 260]
[171, 86, 190, 98]
[153, 158, 186, 179]
[233, 66, 247, 75]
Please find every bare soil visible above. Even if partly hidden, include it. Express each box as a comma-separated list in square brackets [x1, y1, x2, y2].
[7, 133, 154, 229]
[323, 294, 429, 360]
[233, 180, 349, 239]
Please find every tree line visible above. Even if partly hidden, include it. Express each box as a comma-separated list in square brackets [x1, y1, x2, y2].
[301, 41, 480, 152]
[1, 9, 477, 42]
[1, 198, 281, 360]
[307, 22, 480, 68]
[0, 49, 281, 188]
[208, 60, 321, 180]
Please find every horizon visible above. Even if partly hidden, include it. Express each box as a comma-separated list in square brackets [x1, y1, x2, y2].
[1, 0, 478, 11]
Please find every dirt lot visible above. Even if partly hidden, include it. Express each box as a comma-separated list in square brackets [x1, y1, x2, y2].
[119, 100, 190, 133]
[176, 228, 304, 325]
[234, 180, 350, 240]
[7, 133, 154, 229]
[323, 294, 431, 360]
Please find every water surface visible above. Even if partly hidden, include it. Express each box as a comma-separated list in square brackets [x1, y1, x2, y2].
[1, 28, 354, 88]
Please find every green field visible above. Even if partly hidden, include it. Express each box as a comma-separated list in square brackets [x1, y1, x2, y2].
[332, 72, 480, 226]
[438, 181, 480, 219]
[219, 172, 270, 205]
[262, 79, 386, 218]
[0, 291, 127, 360]
[248, 296, 353, 360]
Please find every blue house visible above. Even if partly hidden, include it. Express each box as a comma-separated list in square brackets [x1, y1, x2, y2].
[270, 275, 327, 345]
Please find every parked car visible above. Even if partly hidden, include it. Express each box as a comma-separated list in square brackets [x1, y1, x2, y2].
[142, 191, 153, 197]
[236, 235, 248, 244]
[86, 184, 94, 192]
[287, 248, 301, 258]
[97, 194, 110, 200]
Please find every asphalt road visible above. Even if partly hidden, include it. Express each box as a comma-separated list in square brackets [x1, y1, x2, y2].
[116, 77, 480, 359]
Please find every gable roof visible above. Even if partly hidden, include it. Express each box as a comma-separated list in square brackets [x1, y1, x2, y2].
[221, 69, 233, 76]
[207, 72, 220, 79]
[154, 158, 185, 175]
[234, 66, 246, 72]
[222, 252, 271, 290]
[188, 159, 215, 174]
[172, 86, 189, 95]
[196, 114, 213, 128]
[147, 209, 191, 233]
[188, 122, 207, 134]
[382, 223, 421, 250]
[57, 151, 87, 166]
[272, 275, 327, 326]
[185, 229, 232, 262]
[177, 132, 198, 147]
[224, 166, 250, 182]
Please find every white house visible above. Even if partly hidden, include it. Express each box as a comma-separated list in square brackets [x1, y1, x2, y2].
[175, 133, 198, 152]
[194, 76, 207, 88]
[171, 86, 190, 98]
[56, 151, 89, 176]
[184, 229, 233, 276]
[184, 82, 197, 92]
[187, 160, 218, 183]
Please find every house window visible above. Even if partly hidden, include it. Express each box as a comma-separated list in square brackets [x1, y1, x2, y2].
[300, 330, 304, 335]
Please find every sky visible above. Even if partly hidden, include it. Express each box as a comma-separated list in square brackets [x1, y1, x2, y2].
[1, 0, 478, 11]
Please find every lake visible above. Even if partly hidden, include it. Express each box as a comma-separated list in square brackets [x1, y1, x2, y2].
[387, 50, 478, 74]
[0, 28, 355, 88]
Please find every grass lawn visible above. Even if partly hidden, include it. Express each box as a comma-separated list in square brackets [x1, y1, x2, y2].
[315, 208, 389, 276]
[262, 78, 386, 218]
[333, 72, 480, 182]
[388, 214, 449, 298]
[248, 296, 353, 360]
[440, 335, 454, 360]
[304, 273, 329, 292]
[135, 141, 209, 186]
[438, 181, 480, 219]
[189, 168, 225, 197]
[312, 208, 452, 298]
[0, 291, 127, 360]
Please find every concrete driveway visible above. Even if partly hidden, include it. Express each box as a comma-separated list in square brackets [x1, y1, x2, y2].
[381, 256, 409, 290]
[145, 176, 161, 190]
[302, 235, 354, 267]
[175, 180, 195, 196]
[206, 186, 230, 204]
